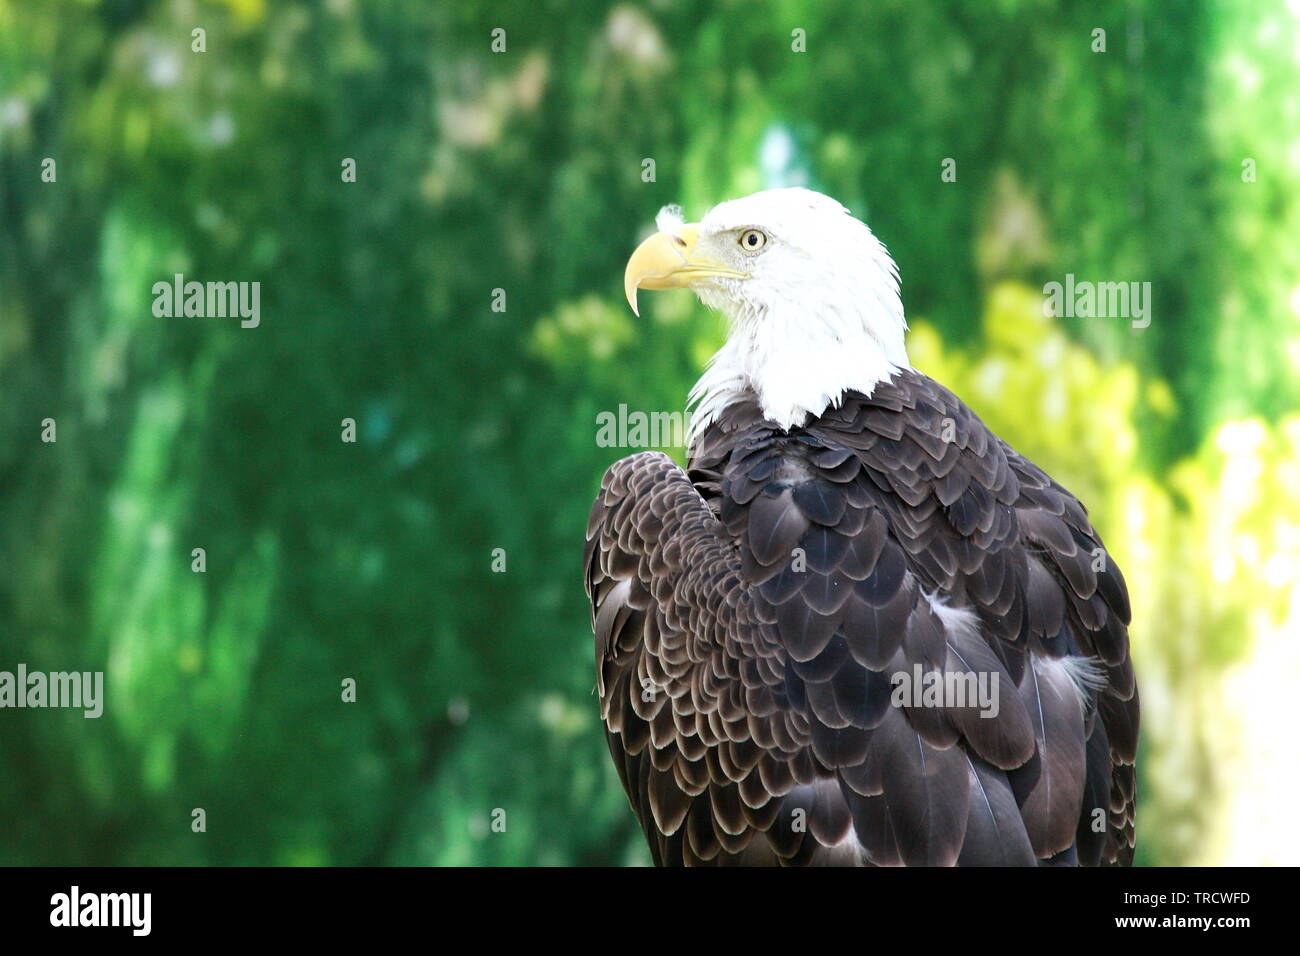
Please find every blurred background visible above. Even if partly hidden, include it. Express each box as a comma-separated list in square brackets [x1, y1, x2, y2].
[2, 0, 1298, 866]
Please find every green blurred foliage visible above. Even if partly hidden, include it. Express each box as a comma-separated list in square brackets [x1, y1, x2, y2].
[1, 0, 1297, 865]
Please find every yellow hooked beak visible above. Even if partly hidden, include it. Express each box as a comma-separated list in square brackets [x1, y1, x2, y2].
[623, 224, 749, 316]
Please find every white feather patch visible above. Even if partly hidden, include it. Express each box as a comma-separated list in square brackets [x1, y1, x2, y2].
[923, 589, 981, 645]
[655, 204, 685, 234]
[1035, 654, 1108, 717]
[1059, 655, 1108, 700]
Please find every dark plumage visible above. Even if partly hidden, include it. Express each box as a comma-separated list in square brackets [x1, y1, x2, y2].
[584, 371, 1138, 866]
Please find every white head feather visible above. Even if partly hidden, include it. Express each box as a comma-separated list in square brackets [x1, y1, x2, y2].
[679, 188, 910, 447]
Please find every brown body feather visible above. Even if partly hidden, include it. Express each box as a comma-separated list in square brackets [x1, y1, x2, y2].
[584, 370, 1138, 866]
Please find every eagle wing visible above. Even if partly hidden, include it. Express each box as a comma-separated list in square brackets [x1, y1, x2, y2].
[585, 372, 1137, 866]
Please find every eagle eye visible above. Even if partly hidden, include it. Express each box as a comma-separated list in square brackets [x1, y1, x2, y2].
[738, 229, 767, 252]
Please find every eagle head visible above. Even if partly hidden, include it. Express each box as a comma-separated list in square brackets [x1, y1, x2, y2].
[624, 188, 910, 434]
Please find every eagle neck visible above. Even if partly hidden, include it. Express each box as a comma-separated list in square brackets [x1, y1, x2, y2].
[687, 299, 908, 448]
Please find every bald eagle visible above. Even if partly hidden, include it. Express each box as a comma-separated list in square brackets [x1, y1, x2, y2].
[584, 188, 1138, 866]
